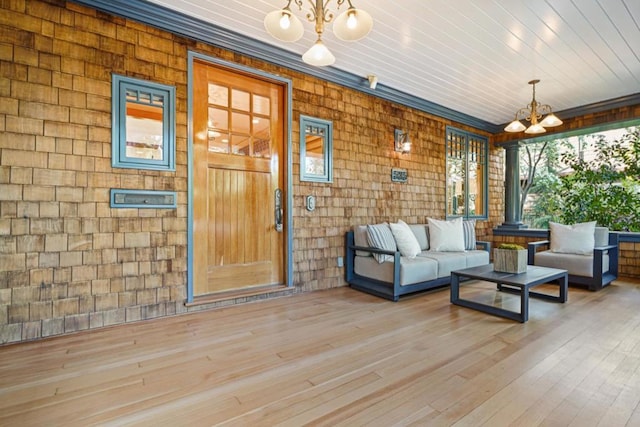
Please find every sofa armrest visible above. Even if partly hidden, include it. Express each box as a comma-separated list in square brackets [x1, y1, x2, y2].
[349, 245, 397, 256]
[476, 240, 491, 252]
[527, 240, 550, 264]
[594, 243, 619, 276]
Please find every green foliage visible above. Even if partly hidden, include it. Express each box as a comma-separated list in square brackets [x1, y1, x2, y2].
[497, 243, 525, 250]
[522, 168, 563, 229]
[557, 128, 640, 231]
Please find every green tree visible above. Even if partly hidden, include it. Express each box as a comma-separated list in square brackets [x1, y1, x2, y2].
[557, 128, 640, 231]
[520, 139, 568, 228]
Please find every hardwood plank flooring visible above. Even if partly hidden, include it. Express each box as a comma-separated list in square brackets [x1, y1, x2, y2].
[2, 279, 640, 426]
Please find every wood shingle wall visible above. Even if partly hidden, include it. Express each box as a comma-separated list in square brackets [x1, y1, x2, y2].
[0, 0, 504, 343]
[3, 0, 637, 345]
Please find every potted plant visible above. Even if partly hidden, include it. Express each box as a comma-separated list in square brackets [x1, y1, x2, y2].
[493, 243, 528, 274]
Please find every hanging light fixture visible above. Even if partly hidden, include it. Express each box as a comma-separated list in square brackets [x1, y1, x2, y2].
[504, 79, 563, 134]
[264, 0, 373, 67]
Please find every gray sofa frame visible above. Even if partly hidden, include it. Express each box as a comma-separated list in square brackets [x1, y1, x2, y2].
[345, 231, 490, 301]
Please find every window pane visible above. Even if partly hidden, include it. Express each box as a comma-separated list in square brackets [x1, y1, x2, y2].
[231, 134, 250, 156]
[253, 117, 271, 158]
[208, 84, 228, 107]
[208, 130, 229, 153]
[125, 102, 164, 161]
[208, 107, 228, 131]
[232, 112, 250, 134]
[232, 89, 250, 111]
[253, 95, 270, 115]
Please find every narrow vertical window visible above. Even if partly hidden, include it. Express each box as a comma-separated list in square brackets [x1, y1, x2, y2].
[300, 115, 333, 183]
[446, 126, 488, 219]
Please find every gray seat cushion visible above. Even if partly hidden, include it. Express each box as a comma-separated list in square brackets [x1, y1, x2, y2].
[418, 251, 468, 278]
[534, 250, 609, 278]
[462, 250, 491, 268]
[354, 255, 438, 286]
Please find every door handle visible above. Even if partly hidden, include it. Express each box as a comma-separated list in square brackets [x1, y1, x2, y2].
[274, 188, 283, 232]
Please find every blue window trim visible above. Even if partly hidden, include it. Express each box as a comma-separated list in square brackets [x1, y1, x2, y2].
[110, 189, 177, 209]
[445, 126, 489, 220]
[300, 115, 333, 183]
[111, 74, 176, 171]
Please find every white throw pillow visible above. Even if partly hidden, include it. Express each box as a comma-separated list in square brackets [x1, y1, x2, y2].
[427, 217, 465, 252]
[389, 220, 421, 258]
[366, 223, 397, 263]
[549, 221, 596, 255]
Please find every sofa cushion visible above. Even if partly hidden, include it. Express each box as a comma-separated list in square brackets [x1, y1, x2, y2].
[549, 221, 596, 255]
[390, 220, 421, 258]
[535, 250, 609, 278]
[463, 249, 490, 268]
[408, 224, 429, 251]
[367, 223, 397, 263]
[427, 217, 465, 252]
[463, 219, 476, 250]
[354, 255, 438, 286]
[418, 251, 468, 278]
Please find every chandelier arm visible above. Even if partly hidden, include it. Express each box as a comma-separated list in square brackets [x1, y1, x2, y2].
[514, 107, 531, 121]
[305, 0, 318, 22]
[321, 0, 335, 23]
[537, 104, 553, 115]
[288, 0, 303, 11]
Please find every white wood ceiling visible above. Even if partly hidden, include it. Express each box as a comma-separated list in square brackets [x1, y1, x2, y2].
[148, 0, 640, 126]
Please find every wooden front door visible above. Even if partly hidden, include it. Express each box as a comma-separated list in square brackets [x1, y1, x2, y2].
[192, 59, 285, 296]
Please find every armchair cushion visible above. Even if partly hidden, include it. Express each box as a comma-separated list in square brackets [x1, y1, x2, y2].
[534, 250, 609, 278]
[549, 221, 596, 255]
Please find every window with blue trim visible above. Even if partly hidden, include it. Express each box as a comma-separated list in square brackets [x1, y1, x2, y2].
[300, 115, 333, 183]
[112, 74, 176, 171]
[446, 126, 488, 219]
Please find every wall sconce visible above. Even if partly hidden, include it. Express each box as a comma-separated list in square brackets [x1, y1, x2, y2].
[394, 129, 411, 153]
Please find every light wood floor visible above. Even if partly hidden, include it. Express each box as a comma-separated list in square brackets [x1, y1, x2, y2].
[2, 279, 640, 427]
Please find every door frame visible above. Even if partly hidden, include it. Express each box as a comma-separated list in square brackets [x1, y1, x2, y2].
[186, 51, 294, 303]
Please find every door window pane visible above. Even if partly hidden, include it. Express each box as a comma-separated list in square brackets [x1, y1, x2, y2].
[208, 84, 228, 107]
[232, 89, 250, 111]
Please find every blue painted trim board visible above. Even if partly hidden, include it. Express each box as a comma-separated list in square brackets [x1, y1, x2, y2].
[186, 52, 196, 303]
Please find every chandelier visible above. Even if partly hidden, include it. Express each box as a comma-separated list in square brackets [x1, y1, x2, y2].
[264, 0, 373, 67]
[504, 79, 563, 134]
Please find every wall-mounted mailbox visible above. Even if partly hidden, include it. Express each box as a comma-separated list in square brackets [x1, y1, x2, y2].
[110, 189, 177, 209]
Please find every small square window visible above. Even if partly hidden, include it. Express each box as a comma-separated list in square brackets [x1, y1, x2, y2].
[112, 74, 176, 171]
[300, 115, 333, 183]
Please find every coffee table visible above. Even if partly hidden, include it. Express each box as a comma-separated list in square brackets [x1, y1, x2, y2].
[450, 264, 568, 323]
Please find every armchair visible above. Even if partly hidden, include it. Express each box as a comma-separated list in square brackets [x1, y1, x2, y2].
[528, 226, 618, 291]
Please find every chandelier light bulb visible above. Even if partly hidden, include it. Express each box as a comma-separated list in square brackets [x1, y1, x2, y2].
[279, 13, 291, 30]
[264, 8, 304, 42]
[347, 11, 357, 29]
